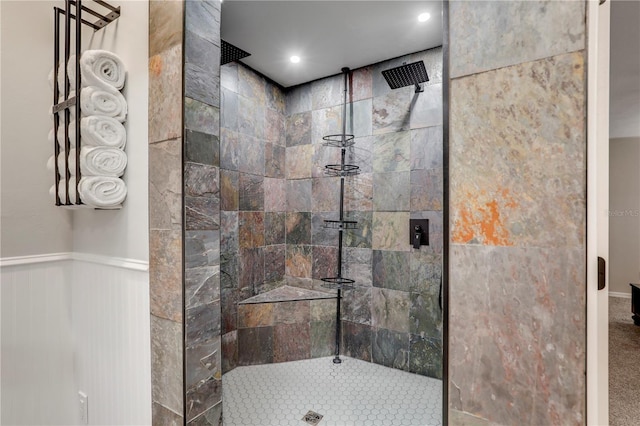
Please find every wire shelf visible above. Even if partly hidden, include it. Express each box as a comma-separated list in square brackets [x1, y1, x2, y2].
[324, 164, 360, 177]
[322, 133, 355, 147]
[323, 220, 358, 230]
[321, 277, 356, 291]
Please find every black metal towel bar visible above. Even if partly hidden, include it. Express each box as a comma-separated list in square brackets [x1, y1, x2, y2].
[51, 0, 120, 206]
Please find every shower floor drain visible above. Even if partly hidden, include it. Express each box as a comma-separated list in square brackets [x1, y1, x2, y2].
[302, 410, 323, 425]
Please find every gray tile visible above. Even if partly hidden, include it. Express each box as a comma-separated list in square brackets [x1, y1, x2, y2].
[149, 138, 182, 231]
[342, 321, 371, 362]
[287, 179, 312, 212]
[185, 98, 220, 135]
[286, 84, 312, 115]
[286, 111, 312, 147]
[185, 30, 220, 107]
[409, 83, 442, 129]
[410, 126, 443, 171]
[372, 250, 410, 292]
[186, 265, 220, 309]
[342, 286, 372, 325]
[373, 131, 411, 173]
[186, 301, 221, 347]
[238, 173, 264, 211]
[220, 87, 238, 131]
[186, 376, 222, 422]
[151, 315, 183, 414]
[346, 98, 373, 138]
[312, 74, 343, 109]
[371, 287, 410, 333]
[220, 62, 238, 92]
[186, 129, 219, 167]
[150, 230, 183, 322]
[185, 334, 221, 389]
[409, 335, 442, 379]
[185, 0, 220, 46]
[373, 171, 410, 212]
[185, 231, 220, 269]
[238, 326, 274, 365]
[409, 292, 442, 339]
[372, 327, 409, 371]
[238, 96, 265, 140]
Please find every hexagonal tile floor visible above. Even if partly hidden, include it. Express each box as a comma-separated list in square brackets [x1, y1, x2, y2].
[222, 356, 442, 426]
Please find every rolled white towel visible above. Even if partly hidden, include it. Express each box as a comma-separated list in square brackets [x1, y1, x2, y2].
[49, 179, 78, 204]
[80, 146, 127, 177]
[80, 86, 127, 122]
[68, 51, 126, 93]
[46, 150, 77, 175]
[80, 116, 126, 149]
[78, 176, 127, 208]
[48, 122, 78, 148]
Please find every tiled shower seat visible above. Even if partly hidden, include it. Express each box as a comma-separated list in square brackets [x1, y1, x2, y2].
[237, 286, 338, 366]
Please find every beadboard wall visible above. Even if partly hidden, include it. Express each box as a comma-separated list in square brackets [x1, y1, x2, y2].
[1, 254, 151, 425]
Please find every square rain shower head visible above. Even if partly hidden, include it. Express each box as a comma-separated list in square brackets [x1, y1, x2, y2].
[221, 39, 251, 65]
[381, 60, 429, 92]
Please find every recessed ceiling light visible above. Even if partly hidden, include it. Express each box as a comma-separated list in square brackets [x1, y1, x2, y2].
[290, 55, 301, 64]
[418, 12, 431, 22]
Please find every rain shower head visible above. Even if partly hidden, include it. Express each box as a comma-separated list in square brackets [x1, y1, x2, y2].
[381, 60, 429, 93]
[221, 39, 251, 65]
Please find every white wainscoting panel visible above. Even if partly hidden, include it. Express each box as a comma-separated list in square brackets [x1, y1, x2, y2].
[72, 258, 151, 425]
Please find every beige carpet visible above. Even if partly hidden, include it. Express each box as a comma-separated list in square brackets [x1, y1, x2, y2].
[609, 296, 640, 426]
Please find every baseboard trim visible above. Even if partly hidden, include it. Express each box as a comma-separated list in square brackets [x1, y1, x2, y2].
[610, 291, 632, 299]
[1, 252, 149, 272]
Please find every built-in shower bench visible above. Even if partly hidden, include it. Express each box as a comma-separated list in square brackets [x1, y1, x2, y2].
[236, 286, 338, 366]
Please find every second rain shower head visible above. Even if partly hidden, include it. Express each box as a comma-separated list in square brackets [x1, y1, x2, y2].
[381, 60, 429, 93]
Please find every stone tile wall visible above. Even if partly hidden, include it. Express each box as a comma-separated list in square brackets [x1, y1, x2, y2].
[448, 1, 587, 424]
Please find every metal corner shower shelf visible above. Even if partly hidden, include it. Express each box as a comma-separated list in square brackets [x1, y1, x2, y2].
[320, 67, 359, 364]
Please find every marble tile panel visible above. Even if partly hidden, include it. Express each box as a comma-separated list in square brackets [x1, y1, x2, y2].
[219, 128, 239, 171]
[410, 47, 443, 86]
[151, 315, 183, 414]
[238, 96, 265, 140]
[311, 245, 338, 280]
[342, 286, 371, 325]
[237, 326, 274, 366]
[149, 0, 183, 57]
[312, 144, 341, 178]
[185, 332, 221, 389]
[346, 136, 373, 174]
[185, 376, 222, 422]
[373, 171, 410, 212]
[274, 323, 311, 362]
[185, 30, 220, 108]
[285, 84, 312, 115]
[286, 111, 312, 147]
[372, 54, 411, 98]
[372, 250, 410, 292]
[448, 410, 490, 426]
[450, 0, 585, 79]
[186, 265, 220, 309]
[410, 126, 443, 171]
[185, 230, 220, 269]
[221, 287, 238, 334]
[409, 251, 442, 296]
[286, 212, 311, 245]
[342, 247, 373, 287]
[220, 211, 238, 254]
[264, 244, 286, 284]
[372, 89, 412, 135]
[287, 179, 312, 212]
[220, 170, 238, 211]
[411, 168, 443, 212]
[220, 252, 238, 290]
[352, 66, 372, 102]
[265, 143, 285, 179]
[311, 321, 336, 358]
[450, 52, 586, 248]
[409, 292, 442, 339]
[152, 402, 182, 426]
[264, 178, 286, 213]
[409, 83, 442, 129]
[344, 173, 373, 212]
[372, 212, 410, 251]
[184, 0, 220, 46]
[372, 327, 409, 371]
[409, 335, 442, 379]
[149, 45, 182, 143]
[185, 163, 219, 198]
[266, 83, 286, 114]
[220, 87, 238, 132]
[238, 303, 274, 328]
[371, 287, 410, 333]
[265, 108, 286, 146]
[222, 331, 238, 374]
[342, 321, 372, 362]
[310, 299, 336, 322]
[185, 196, 220, 231]
[311, 106, 342, 144]
[346, 98, 372, 138]
[285, 245, 312, 278]
[312, 177, 340, 212]
[186, 129, 219, 167]
[312, 74, 343, 110]
[373, 131, 411, 173]
[265, 212, 286, 245]
[185, 98, 220, 136]
[274, 301, 311, 324]
[238, 211, 265, 248]
[239, 248, 264, 293]
[238, 64, 266, 105]
[150, 230, 182, 322]
[286, 145, 313, 179]
[220, 62, 238, 93]
[188, 401, 222, 426]
[343, 211, 372, 249]
[311, 212, 339, 247]
[238, 173, 264, 211]
[149, 138, 182, 230]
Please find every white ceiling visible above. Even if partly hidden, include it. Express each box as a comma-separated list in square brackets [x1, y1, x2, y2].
[610, 0, 640, 139]
[220, 1, 443, 88]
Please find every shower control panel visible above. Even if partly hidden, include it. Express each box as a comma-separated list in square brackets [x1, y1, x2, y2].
[409, 219, 429, 249]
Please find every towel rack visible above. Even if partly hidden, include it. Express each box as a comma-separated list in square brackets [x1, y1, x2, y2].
[51, 0, 120, 206]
